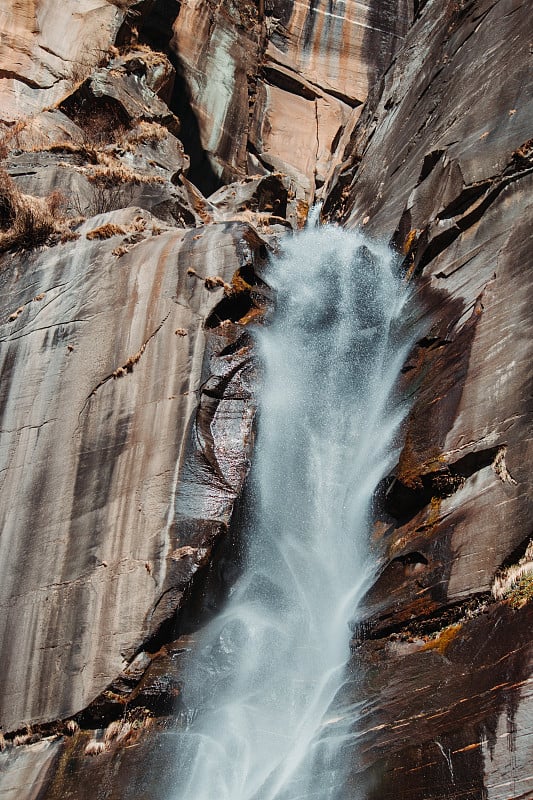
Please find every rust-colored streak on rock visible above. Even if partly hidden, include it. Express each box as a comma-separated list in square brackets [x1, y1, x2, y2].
[0, 0, 531, 797]
[345, 604, 533, 800]
[171, 0, 409, 197]
[0, 212, 266, 733]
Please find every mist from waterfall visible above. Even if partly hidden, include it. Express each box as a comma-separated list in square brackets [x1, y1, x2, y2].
[168, 223, 414, 800]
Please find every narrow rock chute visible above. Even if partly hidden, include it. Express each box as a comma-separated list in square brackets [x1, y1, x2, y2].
[166, 223, 416, 800]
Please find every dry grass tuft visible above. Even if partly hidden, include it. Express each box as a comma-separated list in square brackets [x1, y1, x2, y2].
[0, 119, 29, 158]
[492, 540, 533, 605]
[129, 122, 163, 144]
[65, 720, 80, 735]
[42, 140, 99, 162]
[84, 739, 106, 756]
[187, 266, 232, 294]
[116, 721, 134, 744]
[12, 730, 40, 747]
[0, 169, 65, 253]
[101, 719, 138, 749]
[8, 305, 25, 322]
[86, 223, 126, 240]
[127, 121, 169, 145]
[86, 216, 146, 244]
[65, 157, 164, 218]
[61, 229, 81, 243]
[112, 342, 146, 377]
[204, 275, 233, 293]
[104, 720, 122, 743]
[85, 162, 165, 186]
[131, 215, 146, 232]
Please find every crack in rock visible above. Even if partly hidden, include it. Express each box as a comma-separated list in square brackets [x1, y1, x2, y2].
[77, 311, 171, 422]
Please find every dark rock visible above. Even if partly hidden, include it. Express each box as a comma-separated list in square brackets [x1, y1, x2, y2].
[322, 0, 533, 795]
[0, 0, 531, 798]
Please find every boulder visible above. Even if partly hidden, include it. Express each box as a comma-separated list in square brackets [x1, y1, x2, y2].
[0, 0, 124, 123]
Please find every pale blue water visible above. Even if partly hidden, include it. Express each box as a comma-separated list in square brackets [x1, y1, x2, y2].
[168, 223, 414, 800]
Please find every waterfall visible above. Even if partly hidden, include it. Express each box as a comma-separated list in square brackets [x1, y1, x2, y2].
[167, 224, 414, 800]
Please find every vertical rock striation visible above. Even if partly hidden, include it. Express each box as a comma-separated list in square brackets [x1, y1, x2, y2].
[0, 0, 531, 798]
[171, 0, 411, 197]
[0, 0, 277, 744]
[0, 213, 265, 732]
[322, 0, 533, 795]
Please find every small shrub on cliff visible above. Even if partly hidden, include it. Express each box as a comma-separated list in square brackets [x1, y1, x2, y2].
[506, 573, 533, 609]
[85, 739, 106, 756]
[0, 119, 29, 159]
[86, 222, 126, 240]
[492, 539, 533, 607]
[71, 176, 136, 217]
[0, 169, 66, 253]
[127, 121, 169, 145]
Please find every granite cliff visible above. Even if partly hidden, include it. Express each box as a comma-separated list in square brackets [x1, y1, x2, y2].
[0, 0, 531, 798]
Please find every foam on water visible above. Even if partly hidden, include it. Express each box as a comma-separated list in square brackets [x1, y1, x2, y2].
[168, 223, 415, 800]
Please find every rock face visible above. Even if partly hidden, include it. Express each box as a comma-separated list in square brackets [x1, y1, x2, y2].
[0, 0, 531, 798]
[0, 0, 124, 123]
[326, 0, 533, 625]
[0, 210, 265, 732]
[171, 0, 411, 196]
[0, 11, 279, 739]
[322, 0, 533, 795]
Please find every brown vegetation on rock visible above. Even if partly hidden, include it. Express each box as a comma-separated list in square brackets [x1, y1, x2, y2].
[492, 540, 533, 603]
[0, 169, 65, 253]
[0, 0, 531, 798]
[421, 623, 463, 654]
[86, 222, 127, 239]
[127, 121, 169, 145]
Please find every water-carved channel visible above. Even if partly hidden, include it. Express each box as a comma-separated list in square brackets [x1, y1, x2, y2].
[168, 223, 415, 800]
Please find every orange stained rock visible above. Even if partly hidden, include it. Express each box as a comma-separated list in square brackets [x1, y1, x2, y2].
[421, 623, 463, 654]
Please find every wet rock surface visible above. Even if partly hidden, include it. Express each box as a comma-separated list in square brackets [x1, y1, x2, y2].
[324, 0, 533, 642]
[321, 0, 533, 795]
[0, 0, 531, 798]
[346, 602, 533, 800]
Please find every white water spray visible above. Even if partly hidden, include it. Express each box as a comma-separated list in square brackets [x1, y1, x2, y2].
[169, 224, 414, 800]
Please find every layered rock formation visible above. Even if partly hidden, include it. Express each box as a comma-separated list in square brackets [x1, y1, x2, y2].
[171, 0, 410, 194]
[0, 20, 284, 780]
[0, 0, 125, 123]
[0, 0, 531, 798]
[322, 0, 533, 794]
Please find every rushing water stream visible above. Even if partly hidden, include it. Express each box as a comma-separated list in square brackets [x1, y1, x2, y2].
[169, 223, 414, 800]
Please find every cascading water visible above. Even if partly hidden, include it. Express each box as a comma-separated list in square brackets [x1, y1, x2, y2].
[168, 222, 414, 800]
